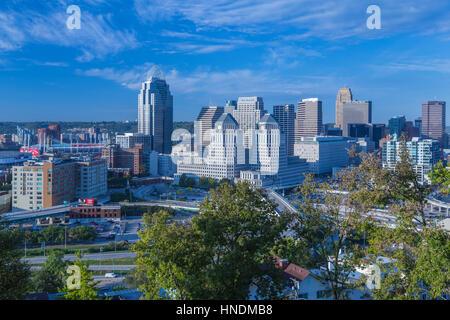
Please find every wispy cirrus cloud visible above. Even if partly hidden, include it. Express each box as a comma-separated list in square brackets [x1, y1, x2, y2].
[384, 59, 450, 74]
[134, 0, 450, 40]
[79, 63, 343, 97]
[0, 1, 138, 61]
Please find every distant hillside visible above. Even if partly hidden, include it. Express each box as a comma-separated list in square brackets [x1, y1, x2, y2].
[0, 121, 194, 135]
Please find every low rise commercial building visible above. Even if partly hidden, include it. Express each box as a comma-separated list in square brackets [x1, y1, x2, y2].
[69, 204, 121, 221]
[294, 136, 350, 175]
[116, 133, 152, 152]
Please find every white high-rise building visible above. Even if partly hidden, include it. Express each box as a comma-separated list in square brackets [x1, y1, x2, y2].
[233, 97, 266, 148]
[138, 66, 173, 154]
[295, 98, 323, 139]
[256, 114, 281, 175]
[239, 114, 309, 188]
[176, 113, 245, 181]
[194, 106, 225, 155]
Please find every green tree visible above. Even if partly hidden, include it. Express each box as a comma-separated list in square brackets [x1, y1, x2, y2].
[194, 182, 288, 300]
[0, 229, 31, 299]
[133, 182, 289, 300]
[32, 250, 68, 293]
[69, 226, 96, 242]
[179, 174, 196, 188]
[410, 227, 449, 299]
[353, 145, 449, 300]
[429, 160, 450, 195]
[133, 210, 205, 300]
[61, 251, 99, 300]
[291, 173, 368, 300]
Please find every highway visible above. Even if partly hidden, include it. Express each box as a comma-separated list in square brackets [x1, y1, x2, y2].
[30, 265, 135, 271]
[23, 251, 135, 264]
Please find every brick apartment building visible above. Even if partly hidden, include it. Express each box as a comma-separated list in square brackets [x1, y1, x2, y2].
[101, 144, 144, 175]
[12, 157, 107, 210]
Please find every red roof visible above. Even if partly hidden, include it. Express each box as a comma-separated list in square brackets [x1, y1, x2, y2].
[273, 255, 310, 281]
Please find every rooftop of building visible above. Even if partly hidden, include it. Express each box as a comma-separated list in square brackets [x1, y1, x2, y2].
[258, 114, 279, 126]
[295, 136, 348, 143]
[273, 255, 310, 282]
[215, 113, 238, 128]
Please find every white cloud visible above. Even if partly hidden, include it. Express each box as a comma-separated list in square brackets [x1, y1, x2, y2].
[79, 63, 342, 97]
[135, 0, 450, 40]
[384, 59, 450, 74]
[0, 2, 138, 61]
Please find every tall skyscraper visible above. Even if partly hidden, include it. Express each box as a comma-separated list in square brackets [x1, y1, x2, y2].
[388, 115, 406, 137]
[295, 98, 323, 139]
[341, 101, 372, 137]
[232, 97, 265, 148]
[335, 87, 353, 130]
[194, 106, 225, 154]
[422, 101, 446, 148]
[273, 104, 295, 156]
[138, 66, 173, 154]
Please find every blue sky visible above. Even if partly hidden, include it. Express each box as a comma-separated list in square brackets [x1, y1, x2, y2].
[1, 0, 450, 125]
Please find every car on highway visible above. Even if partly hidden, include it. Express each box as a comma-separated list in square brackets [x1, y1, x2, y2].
[105, 273, 118, 278]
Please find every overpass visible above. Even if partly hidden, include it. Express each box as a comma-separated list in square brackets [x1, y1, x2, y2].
[121, 201, 200, 212]
[266, 190, 416, 230]
[2, 204, 73, 225]
[267, 190, 298, 214]
[424, 197, 450, 218]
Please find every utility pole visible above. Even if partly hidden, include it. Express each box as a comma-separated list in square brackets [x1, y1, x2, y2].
[100, 247, 103, 269]
[64, 226, 67, 249]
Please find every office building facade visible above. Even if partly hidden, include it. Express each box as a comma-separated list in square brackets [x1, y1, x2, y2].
[335, 88, 353, 130]
[116, 133, 152, 152]
[388, 116, 406, 137]
[194, 106, 225, 154]
[232, 97, 265, 148]
[422, 101, 446, 148]
[294, 136, 350, 174]
[273, 104, 296, 156]
[342, 101, 372, 137]
[295, 98, 323, 139]
[177, 113, 246, 181]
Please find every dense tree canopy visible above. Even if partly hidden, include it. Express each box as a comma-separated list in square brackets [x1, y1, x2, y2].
[133, 182, 289, 300]
[0, 229, 30, 299]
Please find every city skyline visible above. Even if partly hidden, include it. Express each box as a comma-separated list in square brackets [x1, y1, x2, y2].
[1, 1, 450, 125]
